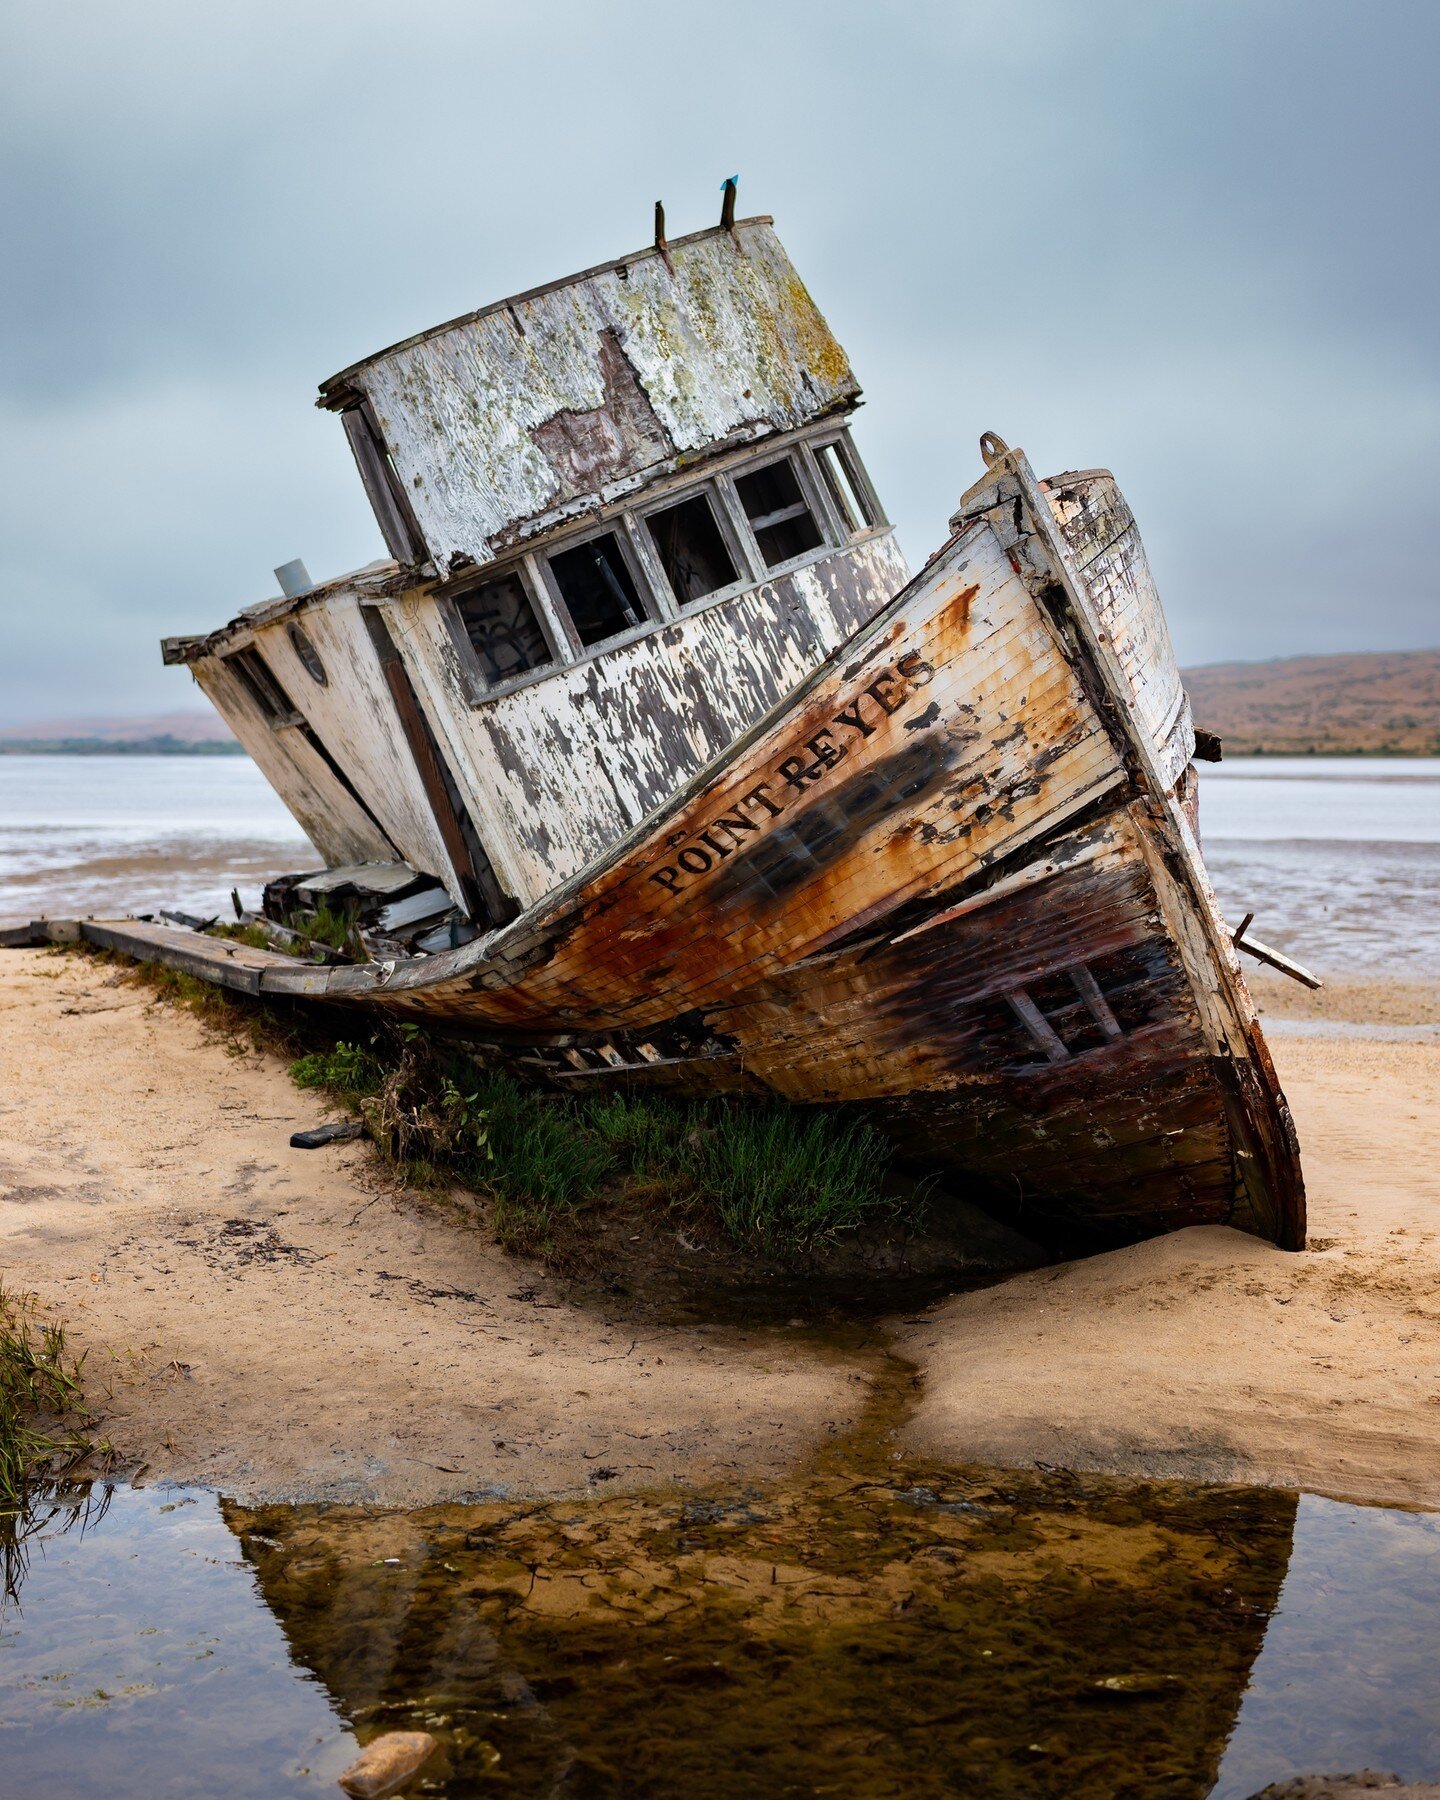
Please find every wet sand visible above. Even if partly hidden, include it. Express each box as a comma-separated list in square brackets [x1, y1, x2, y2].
[0, 948, 862, 1504]
[1, 947, 1436, 1507]
[899, 973, 1440, 1507]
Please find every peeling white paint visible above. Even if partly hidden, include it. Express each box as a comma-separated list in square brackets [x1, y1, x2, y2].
[1045, 471, 1194, 792]
[339, 223, 859, 571]
[393, 533, 912, 906]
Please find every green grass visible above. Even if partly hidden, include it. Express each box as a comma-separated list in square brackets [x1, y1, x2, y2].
[290, 1039, 386, 1106]
[1, 1282, 92, 1598]
[280, 898, 362, 956]
[684, 1104, 897, 1254]
[285, 1027, 905, 1259]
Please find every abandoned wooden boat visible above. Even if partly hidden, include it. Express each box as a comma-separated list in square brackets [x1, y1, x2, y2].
[6, 195, 1306, 1249]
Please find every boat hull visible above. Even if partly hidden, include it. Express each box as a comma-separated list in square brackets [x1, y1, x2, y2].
[297, 449, 1304, 1248]
[12, 449, 1303, 1250]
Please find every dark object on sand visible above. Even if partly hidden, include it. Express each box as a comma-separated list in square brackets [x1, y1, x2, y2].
[289, 1121, 366, 1150]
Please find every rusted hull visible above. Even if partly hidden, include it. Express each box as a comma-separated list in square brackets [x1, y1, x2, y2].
[28, 448, 1303, 1249]
[348, 448, 1302, 1246]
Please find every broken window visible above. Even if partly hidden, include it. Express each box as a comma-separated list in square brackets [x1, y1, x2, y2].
[547, 531, 647, 647]
[226, 645, 300, 725]
[645, 492, 738, 606]
[454, 568, 554, 686]
[813, 439, 875, 534]
[734, 457, 824, 569]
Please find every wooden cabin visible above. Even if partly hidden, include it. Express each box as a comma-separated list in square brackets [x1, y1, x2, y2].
[162, 217, 910, 927]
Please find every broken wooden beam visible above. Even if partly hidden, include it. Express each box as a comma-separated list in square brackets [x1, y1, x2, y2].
[1233, 913, 1322, 989]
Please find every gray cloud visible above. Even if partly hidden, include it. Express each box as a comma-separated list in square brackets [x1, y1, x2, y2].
[2, 0, 1435, 723]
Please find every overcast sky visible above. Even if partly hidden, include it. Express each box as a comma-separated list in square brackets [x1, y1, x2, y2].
[1, 0, 1435, 724]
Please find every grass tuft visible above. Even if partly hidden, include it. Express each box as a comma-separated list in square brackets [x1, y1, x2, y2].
[1, 1282, 93, 1600]
[290, 1039, 386, 1106]
[286, 1026, 905, 1258]
[685, 1104, 898, 1254]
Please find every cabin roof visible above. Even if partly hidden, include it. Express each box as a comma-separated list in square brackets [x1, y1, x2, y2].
[313, 218, 860, 574]
[160, 559, 402, 664]
[316, 218, 780, 400]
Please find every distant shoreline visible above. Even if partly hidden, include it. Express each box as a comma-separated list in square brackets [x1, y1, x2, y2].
[1182, 647, 1439, 758]
[3, 741, 1437, 761]
[1207, 744, 1440, 758]
[0, 738, 246, 756]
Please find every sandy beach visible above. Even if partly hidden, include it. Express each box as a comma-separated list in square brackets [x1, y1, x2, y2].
[1, 946, 1437, 1508]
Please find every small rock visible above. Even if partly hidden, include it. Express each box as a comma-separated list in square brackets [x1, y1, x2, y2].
[337, 1731, 439, 1798]
[1089, 1672, 1183, 1698]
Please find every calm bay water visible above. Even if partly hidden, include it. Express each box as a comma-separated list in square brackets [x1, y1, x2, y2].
[3, 1475, 1438, 1798]
[1200, 758, 1440, 981]
[1, 753, 1437, 977]
[0, 754, 311, 923]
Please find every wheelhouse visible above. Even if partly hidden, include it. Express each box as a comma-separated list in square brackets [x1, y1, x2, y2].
[163, 210, 910, 929]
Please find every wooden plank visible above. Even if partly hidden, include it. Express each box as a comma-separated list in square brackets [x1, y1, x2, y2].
[0, 921, 69, 947]
[341, 404, 427, 567]
[1005, 988, 1071, 1062]
[78, 920, 298, 996]
[1235, 929, 1323, 989]
[1070, 963, 1124, 1038]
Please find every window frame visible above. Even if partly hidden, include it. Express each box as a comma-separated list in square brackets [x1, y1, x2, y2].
[535, 517, 660, 658]
[440, 422, 890, 711]
[719, 448, 834, 578]
[806, 431, 887, 539]
[441, 554, 571, 703]
[633, 479, 755, 613]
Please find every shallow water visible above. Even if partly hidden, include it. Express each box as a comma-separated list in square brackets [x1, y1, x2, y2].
[1200, 758, 1440, 980]
[0, 754, 310, 923]
[3, 753, 1438, 982]
[4, 1452, 1439, 1797]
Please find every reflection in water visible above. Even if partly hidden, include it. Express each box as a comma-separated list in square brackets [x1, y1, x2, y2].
[2, 1479, 111, 1604]
[6, 1460, 1440, 1795]
[3, 1466, 1298, 1799]
[224, 1469, 1297, 1798]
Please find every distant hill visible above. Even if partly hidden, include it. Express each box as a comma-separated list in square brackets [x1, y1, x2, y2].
[0, 709, 241, 755]
[0, 709, 236, 744]
[1182, 649, 1440, 756]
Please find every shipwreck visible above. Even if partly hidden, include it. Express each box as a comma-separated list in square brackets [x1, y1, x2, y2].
[6, 186, 1306, 1250]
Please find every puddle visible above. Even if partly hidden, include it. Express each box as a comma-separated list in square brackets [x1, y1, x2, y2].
[5, 1437, 1440, 1796]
